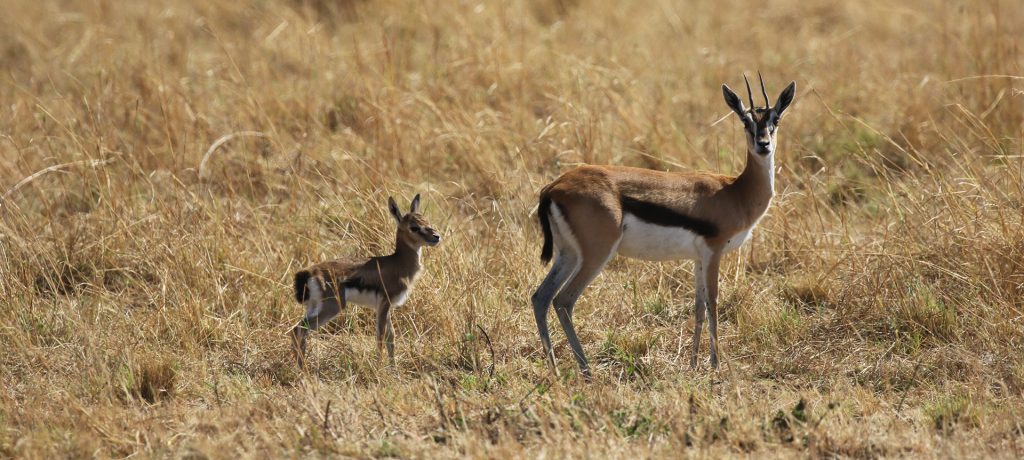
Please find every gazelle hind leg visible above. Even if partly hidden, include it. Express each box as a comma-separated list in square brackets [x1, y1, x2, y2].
[532, 203, 582, 374]
[292, 296, 343, 367]
[531, 249, 579, 373]
[544, 198, 622, 381]
[551, 233, 620, 381]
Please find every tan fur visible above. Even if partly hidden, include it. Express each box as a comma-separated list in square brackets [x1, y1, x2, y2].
[542, 157, 773, 251]
[303, 230, 424, 302]
[531, 77, 795, 377]
[535, 157, 773, 376]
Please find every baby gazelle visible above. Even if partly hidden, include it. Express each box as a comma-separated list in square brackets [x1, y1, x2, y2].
[291, 194, 441, 367]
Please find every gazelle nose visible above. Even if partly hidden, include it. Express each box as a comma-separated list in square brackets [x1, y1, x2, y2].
[757, 139, 770, 147]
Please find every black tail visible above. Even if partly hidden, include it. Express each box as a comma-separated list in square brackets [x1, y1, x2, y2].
[538, 195, 554, 265]
[294, 270, 311, 303]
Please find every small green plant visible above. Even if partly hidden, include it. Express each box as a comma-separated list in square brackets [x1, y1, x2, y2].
[926, 394, 979, 435]
[596, 332, 656, 381]
[894, 282, 959, 343]
[752, 304, 805, 349]
[644, 296, 670, 318]
[609, 405, 662, 438]
[459, 374, 479, 391]
[790, 398, 807, 424]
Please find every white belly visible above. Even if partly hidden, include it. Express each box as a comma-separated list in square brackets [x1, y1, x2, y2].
[344, 287, 410, 308]
[344, 287, 382, 308]
[722, 227, 754, 253]
[617, 214, 705, 261]
[388, 289, 410, 307]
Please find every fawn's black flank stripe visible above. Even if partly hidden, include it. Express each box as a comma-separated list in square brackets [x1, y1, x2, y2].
[342, 278, 375, 293]
[620, 195, 719, 237]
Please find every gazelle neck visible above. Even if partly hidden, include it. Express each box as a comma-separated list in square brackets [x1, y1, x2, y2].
[733, 150, 776, 211]
[393, 236, 422, 265]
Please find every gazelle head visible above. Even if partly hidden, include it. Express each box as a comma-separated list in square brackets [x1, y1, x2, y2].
[723, 73, 796, 158]
[388, 193, 441, 248]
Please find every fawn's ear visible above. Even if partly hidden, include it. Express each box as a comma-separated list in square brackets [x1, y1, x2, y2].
[388, 196, 403, 223]
[774, 81, 796, 119]
[410, 193, 421, 214]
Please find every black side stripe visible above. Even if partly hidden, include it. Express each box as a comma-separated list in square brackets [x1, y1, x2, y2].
[342, 278, 375, 293]
[620, 195, 719, 237]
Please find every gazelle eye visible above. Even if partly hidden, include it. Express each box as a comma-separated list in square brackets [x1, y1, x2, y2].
[410, 225, 421, 232]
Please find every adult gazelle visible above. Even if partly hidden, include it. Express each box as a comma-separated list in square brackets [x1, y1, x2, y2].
[531, 74, 796, 379]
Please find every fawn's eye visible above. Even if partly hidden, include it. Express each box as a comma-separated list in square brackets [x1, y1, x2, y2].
[410, 225, 421, 232]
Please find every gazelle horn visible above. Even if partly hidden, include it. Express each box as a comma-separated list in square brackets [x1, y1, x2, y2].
[758, 71, 770, 107]
[743, 74, 755, 111]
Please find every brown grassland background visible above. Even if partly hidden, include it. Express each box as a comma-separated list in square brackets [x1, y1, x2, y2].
[1, 0, 1023, 457]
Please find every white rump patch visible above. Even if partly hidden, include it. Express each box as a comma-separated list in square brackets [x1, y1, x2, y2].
[549, 203, 583, 277]
[305, 278, 323, 316]
[618, 213, 706, 261]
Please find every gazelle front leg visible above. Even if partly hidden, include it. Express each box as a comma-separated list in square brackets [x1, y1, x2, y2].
[690, 260, 707, 369]
[375, 302, 396, 363]
[704, 251, 723, 369]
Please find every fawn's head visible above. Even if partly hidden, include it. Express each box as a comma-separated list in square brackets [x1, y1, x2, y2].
[388, 193, 441, 248]
[722, 73, 796, 157]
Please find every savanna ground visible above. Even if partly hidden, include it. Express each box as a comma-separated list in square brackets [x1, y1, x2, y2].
[1, 0, 1023, 457]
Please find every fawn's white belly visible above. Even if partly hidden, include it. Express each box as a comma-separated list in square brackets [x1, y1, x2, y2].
[344, 287, 409, 308]
[618, 214, 705, 261]
[344, 287, 382, 307]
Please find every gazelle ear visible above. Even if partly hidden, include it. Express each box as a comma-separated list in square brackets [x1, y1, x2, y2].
[774, 81, 796, 119]
[722, 84, 748, 121]
[410, 193, 421, 214]
[388, 196, 403, 223]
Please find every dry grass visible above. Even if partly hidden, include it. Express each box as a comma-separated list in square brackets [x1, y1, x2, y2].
[1, 0, 1023, 457]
